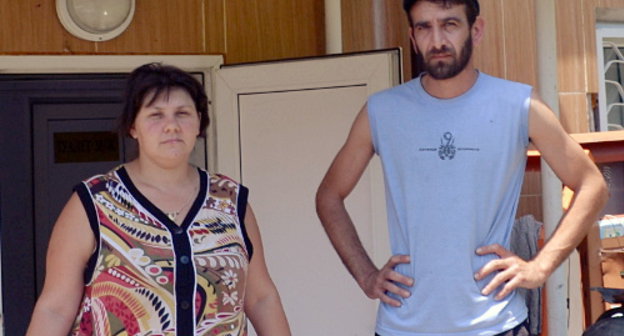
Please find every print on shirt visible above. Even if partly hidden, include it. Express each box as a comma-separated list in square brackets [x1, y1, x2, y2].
[418, 131, 480, 160]
[438, 132, 456, 160]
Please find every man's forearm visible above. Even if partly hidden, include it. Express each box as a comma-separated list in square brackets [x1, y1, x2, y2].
[316, 181, 414, 307]
[533, 177, 608, 276]
[316, 190, 378, 288]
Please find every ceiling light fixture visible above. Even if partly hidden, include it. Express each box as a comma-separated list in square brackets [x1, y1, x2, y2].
[56, 0, 135, 42]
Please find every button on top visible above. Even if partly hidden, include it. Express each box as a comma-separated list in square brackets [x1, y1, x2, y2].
[174, 227, 184, 235]
[180, 300, 191, 310]
[180, 255, 190, 264]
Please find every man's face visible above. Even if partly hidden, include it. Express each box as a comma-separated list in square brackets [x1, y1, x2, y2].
[409, 2, 475, 80]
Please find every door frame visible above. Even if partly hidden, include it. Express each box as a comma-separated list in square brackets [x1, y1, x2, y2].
[0, 55, 223, 335]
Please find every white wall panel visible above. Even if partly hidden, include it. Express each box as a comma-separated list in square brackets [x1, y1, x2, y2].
[214, 50, 400, 335]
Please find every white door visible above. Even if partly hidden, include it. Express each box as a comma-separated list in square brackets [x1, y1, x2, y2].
[213, 50, 401, 335]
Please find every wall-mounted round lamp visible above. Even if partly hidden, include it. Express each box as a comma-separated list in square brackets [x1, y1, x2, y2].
[56, 0, 135, 42]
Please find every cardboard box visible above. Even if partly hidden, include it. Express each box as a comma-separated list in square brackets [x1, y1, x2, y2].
[602, 237, 624, 249]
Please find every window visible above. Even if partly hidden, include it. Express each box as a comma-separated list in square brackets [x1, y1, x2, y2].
[596, 24, 624, 131]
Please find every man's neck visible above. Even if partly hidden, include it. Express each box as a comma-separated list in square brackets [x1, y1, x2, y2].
[421, 65, 479, 99]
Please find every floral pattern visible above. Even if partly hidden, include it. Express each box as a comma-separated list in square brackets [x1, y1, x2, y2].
[70, 167, 251, 336]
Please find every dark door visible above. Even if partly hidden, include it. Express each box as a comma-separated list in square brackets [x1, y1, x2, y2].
[31, 102, 139, 295]
[0, 75, 128, 335]
[0, 72, 207, 335]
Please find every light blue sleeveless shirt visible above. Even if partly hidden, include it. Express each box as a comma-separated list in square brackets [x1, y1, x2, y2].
[368, 72, 531, 336]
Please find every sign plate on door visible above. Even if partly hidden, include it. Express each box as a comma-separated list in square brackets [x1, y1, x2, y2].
[53, 131, 119, 163]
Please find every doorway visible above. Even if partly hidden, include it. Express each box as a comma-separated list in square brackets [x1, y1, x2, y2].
[0, 55, 221, 335]
[0, 74, 129, 334]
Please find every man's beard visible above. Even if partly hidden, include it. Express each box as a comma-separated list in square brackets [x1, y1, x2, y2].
[416, 34, 473, 80]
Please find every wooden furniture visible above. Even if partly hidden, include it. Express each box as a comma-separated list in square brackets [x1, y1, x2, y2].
[527, 130, 624, 328]
[571, 131, 624, 326]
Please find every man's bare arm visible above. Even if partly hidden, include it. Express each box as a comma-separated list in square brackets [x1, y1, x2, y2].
[476, 91, 609, 299]
[316, 105, 413, 306]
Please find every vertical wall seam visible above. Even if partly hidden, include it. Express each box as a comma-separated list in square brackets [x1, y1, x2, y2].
[580, 0, 589, 93]
[500, 0, 508, 79]
[222, 0, 227, 56]
[372, 0, 385, 49]
[201, 0, 206, 52]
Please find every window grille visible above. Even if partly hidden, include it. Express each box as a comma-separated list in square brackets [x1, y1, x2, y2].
[596, 24, 624, 131]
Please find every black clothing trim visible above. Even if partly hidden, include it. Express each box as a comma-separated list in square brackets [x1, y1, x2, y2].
[237, 185, 254, 260]
[116, 166, 208, 335]
[116, 166, 207, 232]
[74, 182, 101, 284]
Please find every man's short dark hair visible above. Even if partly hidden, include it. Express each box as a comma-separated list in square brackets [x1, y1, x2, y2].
[403, 0, 480, 26]
[119, 62, 209, 137]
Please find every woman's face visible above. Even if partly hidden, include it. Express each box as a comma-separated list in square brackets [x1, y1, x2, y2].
[130, 87, 200, 165]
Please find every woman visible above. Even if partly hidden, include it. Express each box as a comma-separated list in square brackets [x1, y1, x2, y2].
[26, 63, 291, 336]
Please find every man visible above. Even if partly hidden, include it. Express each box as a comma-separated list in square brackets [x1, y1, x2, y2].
[315, 0, 608, 335]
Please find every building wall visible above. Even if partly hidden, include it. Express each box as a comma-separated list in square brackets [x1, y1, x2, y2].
[341, 0, 413, 79]
[4, 0, 620, 132]
[341, 0, 538, 85]
[556, 0, 624, 133]
[0, 0, 325, 64]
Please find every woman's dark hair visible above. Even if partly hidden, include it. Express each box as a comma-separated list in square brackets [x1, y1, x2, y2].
[403, 0, 480, 26]
[119, 62, 209, 137]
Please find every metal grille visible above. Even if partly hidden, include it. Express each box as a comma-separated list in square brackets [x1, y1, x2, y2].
[603, 42, 624, 130]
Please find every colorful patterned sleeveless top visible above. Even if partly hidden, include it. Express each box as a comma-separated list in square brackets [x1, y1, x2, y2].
[70, 166, 253, 336]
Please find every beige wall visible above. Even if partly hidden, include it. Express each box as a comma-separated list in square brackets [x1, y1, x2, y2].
[0, 0, 325, 64]
[341, 0, 413, 79]
[475, 0, 538, 86]
[556, 0, 624, 133]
